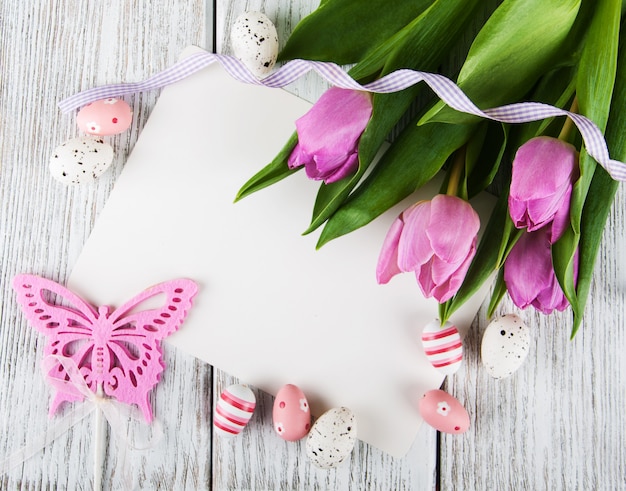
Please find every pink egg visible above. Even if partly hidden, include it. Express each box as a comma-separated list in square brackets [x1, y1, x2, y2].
[418, 389, 469, 434]
[76, 98, 133, 136]
[272, 383, 311, 441]
[421, 319, 463, 375]
[214, 384, 256, 437]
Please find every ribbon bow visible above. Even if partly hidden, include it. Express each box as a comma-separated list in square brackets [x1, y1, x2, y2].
[1, 355, 162, 474]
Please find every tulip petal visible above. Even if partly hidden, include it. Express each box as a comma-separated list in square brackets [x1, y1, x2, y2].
[547, 183, 572, 243]
[504, 229, 554, 310]
[321, 152, 359, 184]
[294, 88, 372, 157]
[523, 179, 572, 232]
[376, 216, 404, 284]
[426, 195, 480, 265]
[430, 243, 476, 303]
[415, 257, 437, 298]
[509, 137, 577, 200]
[533, 276, 568, 314]
[397, 201, 433, 272]
[508, 137, 577, 231]
[287, 142, 306, 169]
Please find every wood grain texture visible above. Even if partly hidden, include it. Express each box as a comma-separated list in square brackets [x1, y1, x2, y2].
[441, 186, 626, 490]
[212, 1, 437, 489]
[2, 0, 625, 490]
[0, 1, 211, 489]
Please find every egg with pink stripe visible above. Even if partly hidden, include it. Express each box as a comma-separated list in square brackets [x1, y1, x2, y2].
[421, 320, 463, 375]
[214, 384, 256, 437]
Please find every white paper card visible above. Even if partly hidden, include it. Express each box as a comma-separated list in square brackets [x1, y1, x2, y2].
[69, 47, 494, 457]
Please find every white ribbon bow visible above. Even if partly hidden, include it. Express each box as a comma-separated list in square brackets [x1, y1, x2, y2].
[1, 355, 163, 473]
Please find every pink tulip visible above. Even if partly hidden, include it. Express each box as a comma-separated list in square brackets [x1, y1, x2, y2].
[503, 227, 578, 315]
[376, 195, 480, 303]
[508, 136, 578, 243]
[288, 87, 373, 184]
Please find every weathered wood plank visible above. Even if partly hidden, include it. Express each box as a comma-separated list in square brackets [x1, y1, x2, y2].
[440, 187, 626, 489]
[213, 372, 437, 490]
[212, 1, 437, 489]
[0, 1, 212, 488]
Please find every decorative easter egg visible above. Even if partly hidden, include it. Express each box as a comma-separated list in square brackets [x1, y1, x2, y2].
[49, 136, 114, 184]
[76, 98, 133, 136]
[421, 319, 463, 375]
[231, 11, 279, 78]
[273, 383, 311, 441]
[481, 314, 530, 379]
[305, 407, 356, 469]
[418, 389, 469, 434]
[214, 384, 256, 437]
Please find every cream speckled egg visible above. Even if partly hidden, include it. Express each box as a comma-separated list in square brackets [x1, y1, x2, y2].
[214, 384, 256, 437]
[481, 314, 530, 379]
[306, 407, 356, 469]
[49, 136, 114, 184]
[231, 11, 279, 78]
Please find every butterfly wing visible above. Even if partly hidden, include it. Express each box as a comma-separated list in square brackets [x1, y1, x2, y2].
[101, 278, 198, 422]
[12, 274, 100, 413]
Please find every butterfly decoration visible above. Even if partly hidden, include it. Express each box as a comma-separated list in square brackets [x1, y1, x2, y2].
[12, 274, 198, 422]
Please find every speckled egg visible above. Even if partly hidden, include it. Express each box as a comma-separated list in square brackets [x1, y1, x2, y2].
[421, 319, 463, 375]
[305, 407, 357, 469]
[76, 98, 133, 136]
[231, 11, 279, 78]
[49, 136, 114, 184]
[418, 389, 469, 434]
[273, 384, 311, 441]
[214, 384, 256, 437]
[481, 314, 530, 379]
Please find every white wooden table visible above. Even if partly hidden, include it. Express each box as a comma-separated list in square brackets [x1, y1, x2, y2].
[1, 1, 625, 489]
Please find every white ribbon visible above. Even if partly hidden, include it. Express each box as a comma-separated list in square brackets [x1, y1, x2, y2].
[0, 355, 163, 473]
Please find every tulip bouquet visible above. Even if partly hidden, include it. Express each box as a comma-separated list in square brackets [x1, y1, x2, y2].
[236, 0, 626, 337]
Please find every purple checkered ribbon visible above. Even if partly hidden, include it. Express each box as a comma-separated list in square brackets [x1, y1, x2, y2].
[59, 51, 626, 181]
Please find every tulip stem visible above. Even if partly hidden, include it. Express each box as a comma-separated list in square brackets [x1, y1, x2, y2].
[558, 97, 579, 142]
[446, 146, 466, 197]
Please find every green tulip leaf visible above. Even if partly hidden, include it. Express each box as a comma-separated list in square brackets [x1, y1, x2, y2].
[552, 0, 621, 331]
[234, 132, 299, 201]
[304, 0, 485, 234]
[569, 0, 621, 234]
[347, 0, 487, 81]
[419, 0, 581, 125]
[278, 0, 435, 65]
[487, 269, 508, 319]
[568, 15, 626, 337]
[317, 121, 475, 248]
[466, 123, 508, 198]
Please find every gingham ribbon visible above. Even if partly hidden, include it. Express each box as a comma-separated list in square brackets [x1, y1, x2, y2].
[59, 51, 626, 181]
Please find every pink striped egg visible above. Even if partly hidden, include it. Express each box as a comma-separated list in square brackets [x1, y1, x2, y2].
[421, 320, 463, 375]
[214, 384, 256, 437]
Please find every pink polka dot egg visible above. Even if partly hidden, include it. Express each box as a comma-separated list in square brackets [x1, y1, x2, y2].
[418, 389, 469, 434]
[76, 98, 133, 136]
[272, 383, 311, 441]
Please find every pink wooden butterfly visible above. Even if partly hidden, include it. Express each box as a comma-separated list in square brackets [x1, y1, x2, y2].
[12, 274, 198, 422]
